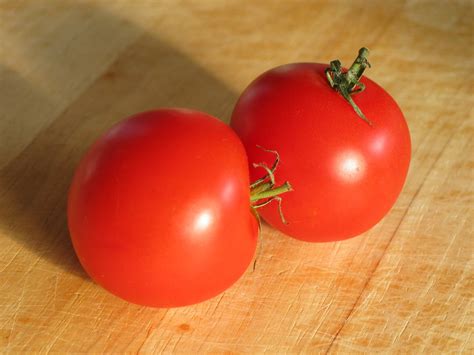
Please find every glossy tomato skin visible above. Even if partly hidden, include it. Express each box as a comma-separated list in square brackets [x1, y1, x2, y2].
[68, 109, 258, 307]
[231, 63, 411, 242]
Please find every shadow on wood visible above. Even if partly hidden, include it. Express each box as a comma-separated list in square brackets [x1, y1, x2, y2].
[0, 2, 237, 278]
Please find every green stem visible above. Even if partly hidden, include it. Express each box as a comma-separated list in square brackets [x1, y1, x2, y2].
[250, 181, 273, 195]
[249, 146, 293, 225]
[325, 47, 373, 125]
[250, 182, 292, 202]
[346, 47, 370, 91]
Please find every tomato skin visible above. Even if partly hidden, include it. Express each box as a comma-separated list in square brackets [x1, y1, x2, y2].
[68, 109, 258, 307]
[231, 63, 411, 242]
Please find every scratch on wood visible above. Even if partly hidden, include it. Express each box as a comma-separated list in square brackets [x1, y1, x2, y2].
[324, 131, 456, 353]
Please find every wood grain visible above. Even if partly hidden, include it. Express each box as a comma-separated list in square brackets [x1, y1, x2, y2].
[1, 0, 472, 353]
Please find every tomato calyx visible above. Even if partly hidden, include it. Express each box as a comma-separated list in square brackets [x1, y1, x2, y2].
[249, 146, 292, 225]
[325, 47, 373, 125]
[249, 146, 292, 271]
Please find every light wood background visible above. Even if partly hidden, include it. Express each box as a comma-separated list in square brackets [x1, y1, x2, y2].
[1, 0, 472, 353]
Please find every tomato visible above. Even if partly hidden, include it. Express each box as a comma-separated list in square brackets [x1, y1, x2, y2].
[231, 49, 411, 242]
[68, 109, 258, 307]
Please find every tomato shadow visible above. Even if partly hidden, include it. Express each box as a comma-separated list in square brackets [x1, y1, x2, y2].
[0, 2, 237, 278]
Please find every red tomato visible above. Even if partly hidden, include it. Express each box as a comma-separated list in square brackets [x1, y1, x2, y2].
[68, 109, 258, 307]
[231, 56, 411, 242]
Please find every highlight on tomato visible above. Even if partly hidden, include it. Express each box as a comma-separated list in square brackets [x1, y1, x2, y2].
[231, 48, 411, 242]
[68, 108, 290, 307]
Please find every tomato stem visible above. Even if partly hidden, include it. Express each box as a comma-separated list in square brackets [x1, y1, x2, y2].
[249, 146, 293, 225]
[249, 148, 292, 271]
[325, 47, 373, 125]
[250, 182, 292, 202]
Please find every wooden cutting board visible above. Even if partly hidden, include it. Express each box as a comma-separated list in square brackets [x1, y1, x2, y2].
[1, 0, 472, 352]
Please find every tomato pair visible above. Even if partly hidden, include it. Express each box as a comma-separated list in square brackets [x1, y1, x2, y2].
[68, 48, 411, 307]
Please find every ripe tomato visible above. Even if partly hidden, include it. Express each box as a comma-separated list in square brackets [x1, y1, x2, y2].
[231, 50, 411, 242]
[68, 109, 258, 307]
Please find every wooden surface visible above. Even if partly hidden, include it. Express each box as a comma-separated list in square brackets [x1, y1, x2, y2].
[1, 0, 473, 353]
